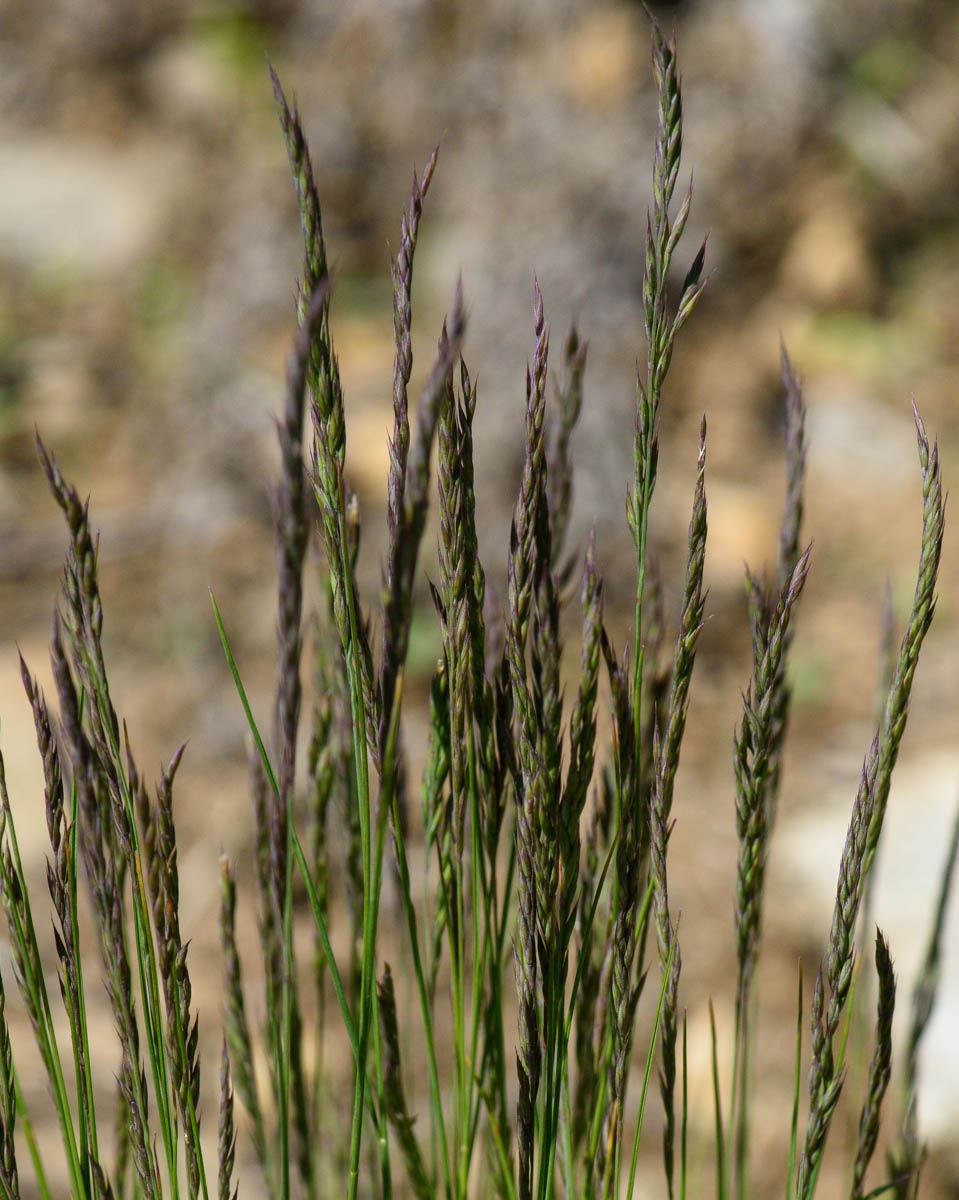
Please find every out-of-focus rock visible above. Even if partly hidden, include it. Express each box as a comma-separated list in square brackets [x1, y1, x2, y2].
[779, 747, 959, 1145]
[559, 7, 644, 111]
[142, 38, 242, 131]
[779, 190, 876, 308]
[806, 383, 918, 488]
[0, 137, 185, 277]
[833, 91, 931, 195]
[702, 479, 780, 590]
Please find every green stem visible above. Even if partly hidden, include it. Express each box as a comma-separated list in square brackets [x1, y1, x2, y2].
[14, 1069, 51, 1200]
[341, 500, 375, 1200]
[626, 937, 676, 1200]
[388, 761, 453, 1199]
[69, 778, 100, 1179]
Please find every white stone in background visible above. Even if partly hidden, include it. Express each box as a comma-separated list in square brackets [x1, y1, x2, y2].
[833, 93, 929, 191]
[779, 748, 959, 1143]
[806, 386, 918, 485]
[0, 138, 181, 276]
[738, 0, 818, 71]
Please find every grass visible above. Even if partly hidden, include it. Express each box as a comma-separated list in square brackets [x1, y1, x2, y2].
[0, 12, 955, 1200]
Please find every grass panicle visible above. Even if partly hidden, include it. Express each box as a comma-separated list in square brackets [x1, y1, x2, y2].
[731, 545, 812, 1198]
[798, 405, 944, 1200]
[381, 150, 439, 757]
[218, 856, 266, 1172]
[767, 345, 809, 829]
[51, 621, 162, 1200]
[546, 325, 588, 573]
[218, 1037, 238, 1200]
[508, 281, 550, 1200]
[850, 930, 896, 1200]
[650, 417, 706, 1200]
[0, 975, 16, 1199]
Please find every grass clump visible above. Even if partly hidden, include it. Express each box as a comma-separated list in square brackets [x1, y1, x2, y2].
[0, 13, 955, 1200]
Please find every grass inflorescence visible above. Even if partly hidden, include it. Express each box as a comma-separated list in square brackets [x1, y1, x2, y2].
[0, 12, 954, 1200]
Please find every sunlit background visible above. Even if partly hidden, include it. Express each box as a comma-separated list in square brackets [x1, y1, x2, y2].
[1, 0, 958, 1194]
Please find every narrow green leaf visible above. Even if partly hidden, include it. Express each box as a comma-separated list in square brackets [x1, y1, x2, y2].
[626, 933, 677, 1200]
[710, 1000, 727, 1200]
[787, 962, 803, 1200]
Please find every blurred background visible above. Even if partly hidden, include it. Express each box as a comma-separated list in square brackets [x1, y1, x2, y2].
[1, 0, 959, 1194]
